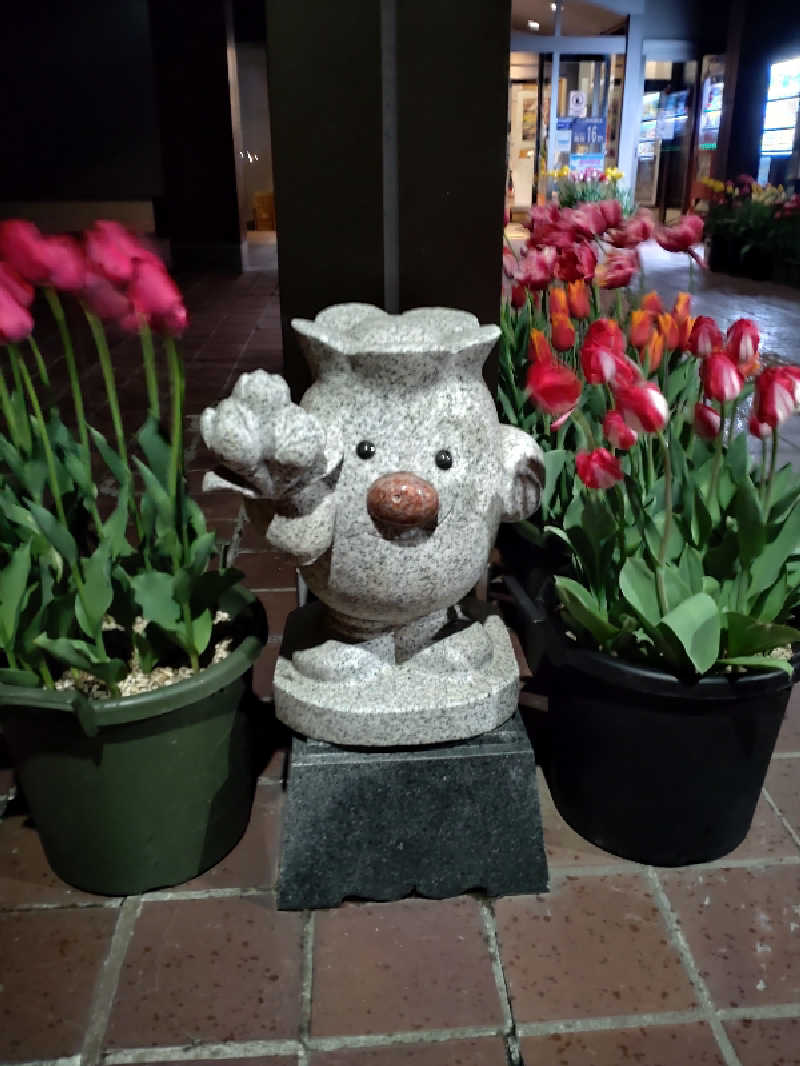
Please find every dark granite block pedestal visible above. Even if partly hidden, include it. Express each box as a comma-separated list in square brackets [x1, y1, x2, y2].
[276, 712, 548, 909]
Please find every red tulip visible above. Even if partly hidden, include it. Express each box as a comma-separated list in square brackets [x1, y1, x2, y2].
[694, 403, 721, 440]
[549, 286, 569, 318]
[510, 282, 527, 309]
[82, 269, 131, 321]
[726, 318, 759, 366]
[554, 242, 596, 283]
[516, 249, 554, 290]
[657, 312, 679, 350]
[688, 316, 723, 357]
[0, 285, 34, 342]
[0, 263, 33, 307]
[550, 313, 576, 352]
[580, 318, 625, 383]
[628, 309, 654, 350]
[128, 259, 183, 317]
[529, 328, 554, 364]
[570, 203, 608, 238]
[655, 213, 704, 252]
[0, 219, 53, 283]
[576, 447, 624, 489]
[597, 198, 623, 229]
[603, 410, 637, 450]
[754, 367, 800, 428]
[526, 358, 582, 415]
[567, 279, 590, 319]
[595, 250, 638, 289]
[45, 235, 86, 292]
[749, 413, 773, 439]
[615, 382, 669, 434]
[673, 292, 691, 322]
[700, 352, 743, 404]
[607, 209, 654, 248]
[640, 291, 663, 315]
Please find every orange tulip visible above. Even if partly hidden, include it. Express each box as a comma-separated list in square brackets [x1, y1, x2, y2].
[644, 330, 665, 373]
[550, 313, 577, 352]
[673, 292, 692, 323]
[529, 328, 554, 364]
[549, 286, 569, 318]
[567, 279, 591, 319]
[629, 310, 654, 350]
[658, 312, 680, 350]
[677, 314, 694, 351]
[640, 290, 664, 314]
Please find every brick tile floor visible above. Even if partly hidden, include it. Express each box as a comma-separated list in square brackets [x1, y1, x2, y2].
[3, 260, 800, 1066]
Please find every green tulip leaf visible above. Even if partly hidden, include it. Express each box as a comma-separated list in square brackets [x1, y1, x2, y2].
[750, 503, 800, 599]
[733, 477, 765, 566]
[0, 542, 31, 647]
[130, 570, 181, 632]
[658, 592, 720, 675]
[725, 612, 800, 658]
[718, 656, 794, 678]
[620, 556, 661, 627]
[540, 449, 568, 519]
[89, 427, 130, 487]
[27, 501, 77, 566]
[554, 576, 619, 645]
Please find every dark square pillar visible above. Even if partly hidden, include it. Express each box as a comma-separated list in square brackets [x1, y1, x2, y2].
[148, 0, 246, 272]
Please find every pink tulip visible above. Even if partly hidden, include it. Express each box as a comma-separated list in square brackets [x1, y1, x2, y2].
[0, 219, 53, 282]
[615, 382, 669, 434]
[554, 242, 597, 283]
[576, 447, 624, 489]
[502, 247, 517, 278]
[151, 303, 188, 337]
[597, 198, 623, 229]
[655, 213, 704, 253]
[595, 250, 638, 289]
[694, 403, 721, 440]
[45, 235, 86, 292]
[606, 209, 654, 248]
[0, 263, 33, 307]
[128, 259, 182, 317]
[82, 269, 131, 321]
[700, 352, 743, 404]
[516, 249, 554, 290]
[0, 285, 34, 343]
[726, 318, 759, 366]
[603, 410, 637, 450]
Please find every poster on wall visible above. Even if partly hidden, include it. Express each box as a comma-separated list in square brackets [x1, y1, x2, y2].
[569, 117, 606, 174]
[555, 118, 573, 156]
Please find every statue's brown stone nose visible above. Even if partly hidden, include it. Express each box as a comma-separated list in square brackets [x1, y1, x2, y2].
[367, 471, 439, 529]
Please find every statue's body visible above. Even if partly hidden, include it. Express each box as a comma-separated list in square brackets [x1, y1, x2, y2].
[202, 305, 544, 745]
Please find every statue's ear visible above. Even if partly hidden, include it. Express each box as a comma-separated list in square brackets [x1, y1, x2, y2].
[498, 425, 546, 522]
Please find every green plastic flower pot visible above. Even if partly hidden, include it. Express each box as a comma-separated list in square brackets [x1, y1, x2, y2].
[0, 600, 268, 895]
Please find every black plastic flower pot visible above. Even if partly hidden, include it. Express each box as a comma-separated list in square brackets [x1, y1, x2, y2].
[507, 576, 797, 866]
[0, 599, 268, 895]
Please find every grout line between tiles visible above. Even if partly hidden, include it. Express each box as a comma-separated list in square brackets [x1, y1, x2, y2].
[102, 1039, 302, 1063]
[0, 898, 123, 913]
[763, 787, 800, 850]
[718, 1003, 800, 1021]
[515, 1007, 705, 1038]
[647, 867, 743, 1066]
[6, 1058, 81, 1066]
[479, 900, 520, 1066]
[141, 886, 269, 903]
[300, 909, 315, 1049]
[81, 896, 143, 1066]
[305, 1026, 506, 1052]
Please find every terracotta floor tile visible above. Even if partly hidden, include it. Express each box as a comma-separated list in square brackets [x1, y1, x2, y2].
[537, 770, 641, 870]
[311, 897, 502, 1037]
[106, 897, 303, 1048]
[258, 589, 299, 638]
[136, 1061, 296, 1066]
[494, 875, 696, 1022]
[175, 783, 283, 891]
[520, 1023, 726, 1065]
[309, 1039, 508, 1065]
[0, 906, 117, 1061]
[765, 757, 800, 838]
[725, 1017, 800, 1065]
[0, 813, 108, 907]
[777, 686, 800, 752]
[235, 549, 298, 589]
[660, 865, 800, 1008]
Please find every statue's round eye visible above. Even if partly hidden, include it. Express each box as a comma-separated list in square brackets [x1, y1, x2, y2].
[356, 440, 376, 460]
[435, 449, 453, 470]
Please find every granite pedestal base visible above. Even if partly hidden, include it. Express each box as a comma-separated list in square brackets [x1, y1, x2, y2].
[276, 711, 549, 909]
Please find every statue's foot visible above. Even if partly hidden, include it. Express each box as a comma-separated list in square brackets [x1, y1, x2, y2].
[292, 636, 394, 685]
[408, 620, 493, 676]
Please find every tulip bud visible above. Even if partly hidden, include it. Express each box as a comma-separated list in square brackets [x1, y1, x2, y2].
[576, 447, 624, 489]
[0, 285, 34, 343]
[567, 279, 591, 319]
[640, 291, 664, 314]
[628, 310, 654, 350]
[603, 410, 637, 450]
[550, 313, 576, 352]
[510, 283, 527, 309]
[726, 318, 759, 366]
[657, 312, 679, 350]
[549, 286, 569, 318]
[700, 352, 743, 404]
[526, 357, 582, 415]
[529, 328, 554, 364]
[688, 316, 723, 357]
[694, 402, 721, 440]
[754, 367, 800, 428]
[615, 382, 669, 434]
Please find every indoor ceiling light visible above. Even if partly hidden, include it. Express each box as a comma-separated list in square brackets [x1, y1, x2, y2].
[551, 3, 557, 10]
[528, 19, 540, 29]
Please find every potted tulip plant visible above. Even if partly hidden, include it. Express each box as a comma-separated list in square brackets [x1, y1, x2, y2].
[0, 219, 267, 894]
[499, 202, 800, 865]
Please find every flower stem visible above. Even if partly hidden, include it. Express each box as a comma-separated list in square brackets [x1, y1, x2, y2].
[13, 346, 67, 527]
[27, 336, 50, 388]
[7, 346, 32, 453]
[139, 320, 160, 421]
[0, 366, 20, 447]
[573, 407, 598, 450]
[763, 428, 779, 516]
[164, 336, 184, 506]
[708, 402, 726, 505]
[46, 288, 90, 461]
[759, 435, 769, 494]
[656, 431, 673, 616]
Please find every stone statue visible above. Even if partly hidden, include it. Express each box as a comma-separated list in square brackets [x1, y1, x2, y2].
[202, 304, 544, 746]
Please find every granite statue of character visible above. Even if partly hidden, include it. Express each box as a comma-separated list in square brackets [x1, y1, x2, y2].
[202, 304, 544, 746]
